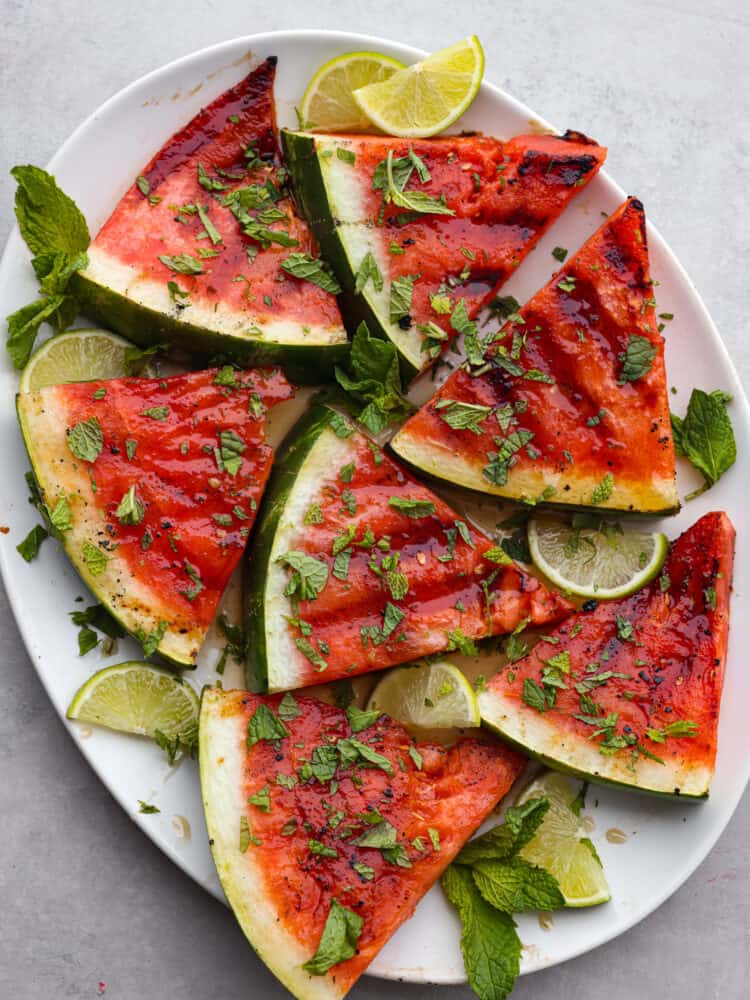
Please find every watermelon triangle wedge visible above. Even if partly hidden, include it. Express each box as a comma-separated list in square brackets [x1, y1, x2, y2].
[246, 400, 573, 691]
[16, 366, 294, 665]
[73, 58, 349, 384]
[282, 128, 606, 377]
[478, 511, 735, 798]
[199, 687, 526, 999]
[390, 197, 679, 514]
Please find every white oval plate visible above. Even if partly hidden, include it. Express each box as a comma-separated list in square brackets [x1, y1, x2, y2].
[0, 30, 748, 987]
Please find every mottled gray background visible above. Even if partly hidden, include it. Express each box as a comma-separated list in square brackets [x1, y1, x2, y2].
[1, 1, 748, 997]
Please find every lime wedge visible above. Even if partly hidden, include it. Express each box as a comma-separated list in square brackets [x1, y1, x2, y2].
[352, 36, 484, 138]
[67, 662, 199, 743]
[517, 772, 610, 907]
[300, 51, 405, 132]
[528, 515, 668, 600]
[366, 660, 480, 729]
[20, 328, 149, 392]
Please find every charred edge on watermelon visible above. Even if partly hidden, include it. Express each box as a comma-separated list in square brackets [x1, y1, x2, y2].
[478, 511, 735, 799]
[245, 399, 573, 693]
[282, 128, 607, 381]
[17, 368, 292, 667]
[390, 197, 679, 515]
[74, 59, 349, 385]
[199, 687, 526, 999]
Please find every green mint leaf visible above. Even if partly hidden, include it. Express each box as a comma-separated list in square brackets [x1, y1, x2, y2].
[67, 417, 103, 463]
[302, 899, 363, 975]
[277, 692, 301, 721]
[295, 636, 328, 672]
[135, 621, 168, 657]
[158, 253, 204, 275]
[618, 334, 657, 384]
[333, 322, 413, 433]
[278, 550, 329, 602]
[309, 838, 338, 858]
[338, 738, 393, 776]
[6, 295, 67, 368]
[450, 298, 483, 366]
[81, 541, 107, 576]
[218, 429, 245, 476]
[138, 800, 160, 814]
[441, 864, 521, 1000]
[197, 203, 222, 245]
[381, 601, 404, 638]
[471, 856, 564, 913]
[435, 399, 492, 434]
[591, 472, 614, 505]
[11, 165, 89, 256]
[445, 628, 479, 656]
[455, 798, 550, 866]
[115, 485, 145, 526]
[673, 388, 736, 496]
[390, 273, 418, 325]
[336, 146, 356, 165]
[247, 784, 271, 813]
[49, 495, 72, 533]
[280, 252, 341, 294]
[345, 704, 382, 733]
[384, 149, 454, 217]
[141, 406, 169, 421]
[551, 246, 568, 262]
[388, 496, 435, 518]
[247, 704, 289, 748]
[16, 523, 48, 562]
[646, 719, 698, 743]
[69, 603, 125, 640]
[483, 431, 534, 487]
[354, 251, 384, 295]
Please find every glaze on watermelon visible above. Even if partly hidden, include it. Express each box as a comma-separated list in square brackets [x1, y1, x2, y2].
[478, 512, 735, 797]
[246, 401, 572, 691]
[391, 197, 679, 514]
[282, 129, 607, 376]
[17, 367, 293, 665]
[74, 58, 348, 383]
[199, 687, 526, 999]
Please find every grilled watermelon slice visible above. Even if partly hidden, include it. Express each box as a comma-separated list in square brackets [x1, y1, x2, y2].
[200, 687, 526, 999]
[282, 128, 606, 378]
[391, 197, 679, 514]
[73, 58, 348, 384]
[17, 367, 293, 666]
[478, 512, 735, 798]
[245, 401, 572, 691]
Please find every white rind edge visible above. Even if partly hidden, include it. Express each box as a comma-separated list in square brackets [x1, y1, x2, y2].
[477, 685, 711, 798]
[199, 688, 345, 1000]
[264, 426, 355, 692]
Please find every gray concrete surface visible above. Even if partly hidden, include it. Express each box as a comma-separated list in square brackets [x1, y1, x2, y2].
[1, 1, 748, 997]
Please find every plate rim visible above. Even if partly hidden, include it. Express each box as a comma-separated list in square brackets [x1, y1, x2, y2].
[1, 27, 748, 987]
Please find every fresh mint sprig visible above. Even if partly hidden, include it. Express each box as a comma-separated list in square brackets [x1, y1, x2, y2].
[671, 388, 736, 499]
[7, 166, 90, 367]
[442, 797, 566, 1000]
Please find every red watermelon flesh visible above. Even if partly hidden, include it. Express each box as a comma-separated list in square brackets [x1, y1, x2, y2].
[199, 688, 526, 998]
[478, 511, 735, 797]
[253, 404, 573, 692]
[17, 367, 293, 665]
[391, 197, 679, 514]
[78, 58, 345, 363]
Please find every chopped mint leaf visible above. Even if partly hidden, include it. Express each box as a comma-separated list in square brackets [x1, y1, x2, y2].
[81, 541, 107, 577]
[49, 495, 72, 533]
[435, 398, 492, 434]
[278, 692, 301, 721]
[618, 334, 657, 384]
[280, 252, 341, 294]
[354, 251, 383, 295]
[115, 485, 144, 526]
[138, 800, 159, 814]
[302, 899, 363, 975]
[333, 321, 413, 434]
[345, 704, 381, 733]
[141, 406, 169, 421]
[67, 417, 103, 463]
[158, 253, 204, 275]
[591, 472, 614, 505]
[247, 784, 271, 813]
[218, 429, 245, 476]
[388, 496, 435, 518]
[135, 621, 167, 657]
[390, 273, 418, 325]
[247, 704, 289, 748]
[551, 246, 568, 262]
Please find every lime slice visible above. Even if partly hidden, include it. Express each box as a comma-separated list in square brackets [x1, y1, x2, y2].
[528, 515, 668, 600]
[20, 328, 148, 392]
[67, 661, 199, 742]
[300, 51, 405, 132]
[366, 660, 480, 729]
[517, 771, 610, 907]
[352, 36, 485, 138]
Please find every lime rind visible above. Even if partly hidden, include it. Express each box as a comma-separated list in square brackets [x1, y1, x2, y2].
[516, 772, 611, 907]
[20, 327, 139, 392]
[352, 36, 485, 138]
[528, 516, 668, 600]
[300, 50, 405, 132]
[366, 660, 480, 729]
[67, 661, 199, 741]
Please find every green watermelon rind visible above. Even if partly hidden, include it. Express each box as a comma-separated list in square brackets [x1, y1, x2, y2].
[199, 688, 345, 1000]
[389, 425, 682, 517]
[478, 685, 710, 800]
[71, 268, 351, 386]
[16, 391, 195, 668]
[245, 400, 341, 692]
[281, 130, 422, 381]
